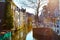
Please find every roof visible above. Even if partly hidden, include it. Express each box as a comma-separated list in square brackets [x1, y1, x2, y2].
[26, 12, 34, 16]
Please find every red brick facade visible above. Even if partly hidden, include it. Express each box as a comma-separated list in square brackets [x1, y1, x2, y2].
[33, 28, 58, 40]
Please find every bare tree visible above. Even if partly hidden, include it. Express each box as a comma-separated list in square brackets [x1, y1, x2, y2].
[19, 0, 47, 27]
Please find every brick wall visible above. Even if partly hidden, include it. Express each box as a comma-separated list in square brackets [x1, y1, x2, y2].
[33, 28, 59, 40]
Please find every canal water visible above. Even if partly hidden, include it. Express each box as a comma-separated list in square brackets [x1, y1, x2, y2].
[26, 30, 34, 40]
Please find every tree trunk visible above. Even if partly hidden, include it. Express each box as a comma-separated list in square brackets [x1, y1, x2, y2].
[35, 0, 40, 28]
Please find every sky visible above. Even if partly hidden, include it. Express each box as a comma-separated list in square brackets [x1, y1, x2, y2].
[13, 0, 48, 15]
[13, 0, 48, 40]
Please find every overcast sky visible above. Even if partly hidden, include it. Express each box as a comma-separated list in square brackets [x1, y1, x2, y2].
[13, 0, 48, 15]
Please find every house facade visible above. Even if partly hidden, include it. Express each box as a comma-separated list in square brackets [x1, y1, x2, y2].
[40, 0, 60, 35]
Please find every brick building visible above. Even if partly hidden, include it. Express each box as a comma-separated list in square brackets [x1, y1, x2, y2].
[33, 28, 59, 40]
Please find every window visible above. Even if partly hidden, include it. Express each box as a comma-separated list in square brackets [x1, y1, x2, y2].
[43, 9, 46, 12]
[20, 32, 23, 38]
[48, 11, 50, 13]
[57, 30, 59, 34]
[57, 25, 59, 28]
